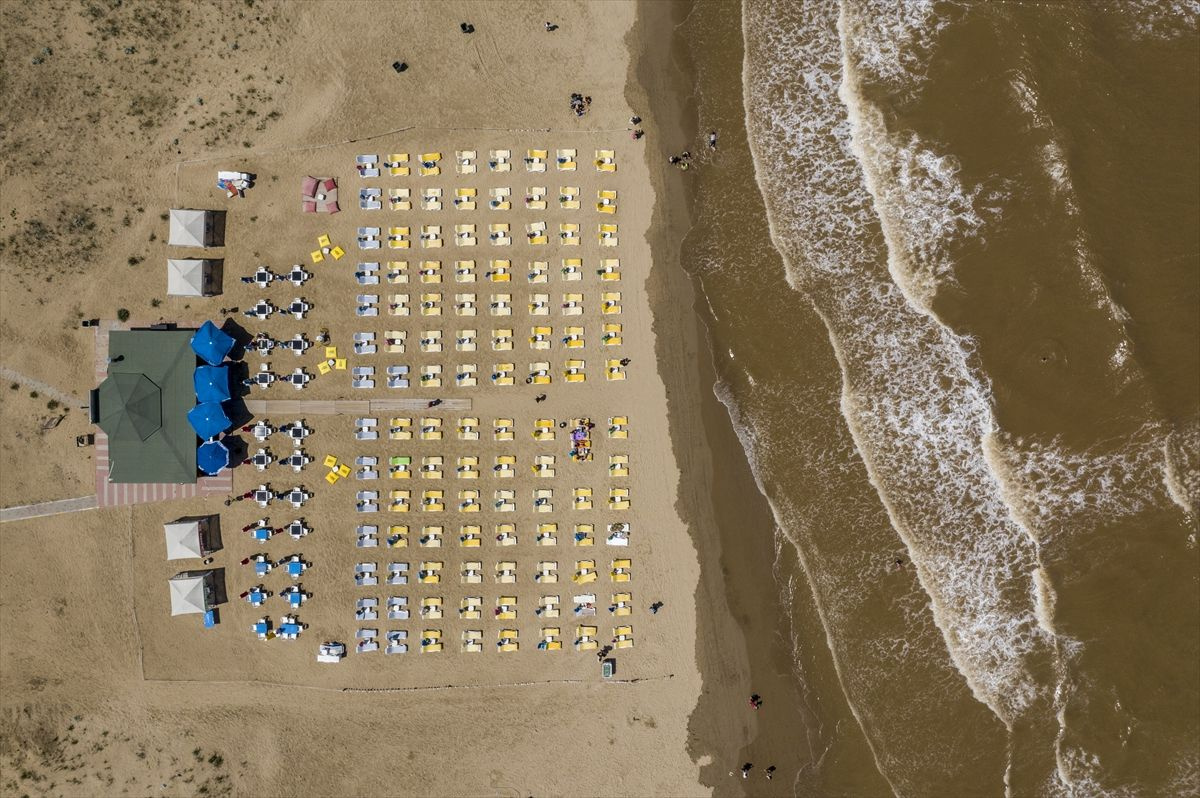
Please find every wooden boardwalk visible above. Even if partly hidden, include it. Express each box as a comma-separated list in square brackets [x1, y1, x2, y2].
[244, 398, 472, 414]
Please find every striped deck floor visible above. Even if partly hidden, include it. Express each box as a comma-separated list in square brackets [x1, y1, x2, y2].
[94, 433, 232, 507]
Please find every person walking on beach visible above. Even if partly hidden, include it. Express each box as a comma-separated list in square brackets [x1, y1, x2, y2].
[708, 130, 718, 149]
[765, 765, 776, 780]
[741, 763, 753, 779]
[534, 393, 547, 403]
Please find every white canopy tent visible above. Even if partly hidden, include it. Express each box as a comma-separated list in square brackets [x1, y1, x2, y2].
[166, 259, 219, 297]
[164, 518, 207, 560]
[168, 208, 215, 248]
[168, 571, 213, 616]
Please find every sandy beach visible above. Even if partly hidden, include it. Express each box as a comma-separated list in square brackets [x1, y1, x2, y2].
[0, 1, 806, 796]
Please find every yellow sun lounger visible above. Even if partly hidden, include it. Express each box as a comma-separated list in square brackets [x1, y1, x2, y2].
[387, 153, 410, 176]
[420, 629, 443, 652]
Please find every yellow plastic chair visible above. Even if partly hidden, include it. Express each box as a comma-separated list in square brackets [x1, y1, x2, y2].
[331, 246, 345, 260]
[335, 358, 347, 371]
[337, 464, 351, 478]
[323, 455, 338, 468]
[325, 471, 339, 484]
[310, 250, 324, 264]
[317, 361, 332, 375]
[318, 234, 332, 248]
[324, 346, 338, 359]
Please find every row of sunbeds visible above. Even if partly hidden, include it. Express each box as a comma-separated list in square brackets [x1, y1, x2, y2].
[353, 486, 631, 513]
[355, 520, 630, 547]
[355, 223, 619, 249]
[357, 624, 632, 654]
[356, 258, 622, 285]
[361, 186, 619, 213]
[352, 325, 622, 354]
[346, 415, 630, 441]
[357, 291, 624, 316]
[356, 149, 617, 177]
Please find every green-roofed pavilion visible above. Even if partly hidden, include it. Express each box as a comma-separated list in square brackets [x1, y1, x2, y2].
[94, 330, 198, 483]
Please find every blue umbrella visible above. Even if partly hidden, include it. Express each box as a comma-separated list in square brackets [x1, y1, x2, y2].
[194, 365, 232, 403]
[190, 321, 235, 366]
[187, 402, 230, 439]
[197, 439, 230, 475]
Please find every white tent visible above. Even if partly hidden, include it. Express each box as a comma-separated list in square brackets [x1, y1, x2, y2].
[168, 571, 213, 616]
[168, 209, 214, 248]
[166, 259, 219, 297]
[164, 519, 206, 559]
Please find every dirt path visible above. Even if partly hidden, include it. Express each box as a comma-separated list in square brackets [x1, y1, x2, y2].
[0, 365, 86, 408]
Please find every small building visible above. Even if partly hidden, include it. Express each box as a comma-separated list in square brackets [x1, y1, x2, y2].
[167, 258, 222, 297]
[168, 208, 222, 248]
[168, 570, 216, 616]
[163, 516, 216, 560]
[91, 329, 198, 483]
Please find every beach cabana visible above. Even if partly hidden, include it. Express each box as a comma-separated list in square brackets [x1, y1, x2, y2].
[168, 209, 221, 248]
[187, 401, 230, 440]
[197, 439, 231, 476]
[190, 321, 235, 366]
[193, 365, 232, 403]
[167, 258, 222, 296]
[164, 517, 213, 560]
[168, 570, 215, 615]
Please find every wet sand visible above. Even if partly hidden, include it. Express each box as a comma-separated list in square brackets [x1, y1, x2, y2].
[633, 1, 866, 795]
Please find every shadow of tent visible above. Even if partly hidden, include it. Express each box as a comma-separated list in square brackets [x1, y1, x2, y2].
[222, 434, 249, 468]
[223, 399, 254, 431]
[209, 212, 227, 247]
[209, 567, 229, 607]
[219, 318, 253, 360]
[230, 361, 252, 398]
[205, 515, 223, 554]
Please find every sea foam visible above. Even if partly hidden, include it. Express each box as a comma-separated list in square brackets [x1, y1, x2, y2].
[743, 0, 1058, 740]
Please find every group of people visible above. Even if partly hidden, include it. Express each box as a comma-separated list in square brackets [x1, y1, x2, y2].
[735, 693, 776, 781]
[570, 92, 592, 117]
[669, 131, 718, 171]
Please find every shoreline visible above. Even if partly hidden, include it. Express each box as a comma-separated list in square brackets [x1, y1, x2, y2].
[630, 1, 819, 793]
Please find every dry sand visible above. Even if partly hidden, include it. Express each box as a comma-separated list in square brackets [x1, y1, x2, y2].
[0, 1, 764, 796]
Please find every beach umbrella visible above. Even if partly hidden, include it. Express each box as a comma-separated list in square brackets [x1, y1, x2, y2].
[187, 402, 230, 439]
[190, 320, 235, 366]
[197, 439, 231, 475]
[194, 365, 232, 403]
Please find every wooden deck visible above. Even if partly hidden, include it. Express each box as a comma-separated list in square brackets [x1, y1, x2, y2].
[243, 398, 472, 414]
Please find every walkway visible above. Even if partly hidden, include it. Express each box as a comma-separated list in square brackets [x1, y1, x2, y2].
[0, 496, 99, 523]
[244, 398, 472, 414]
[0, 366, 86, 408]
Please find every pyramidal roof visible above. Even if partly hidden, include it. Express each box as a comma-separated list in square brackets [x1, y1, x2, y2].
[98, 372, 162, 441]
